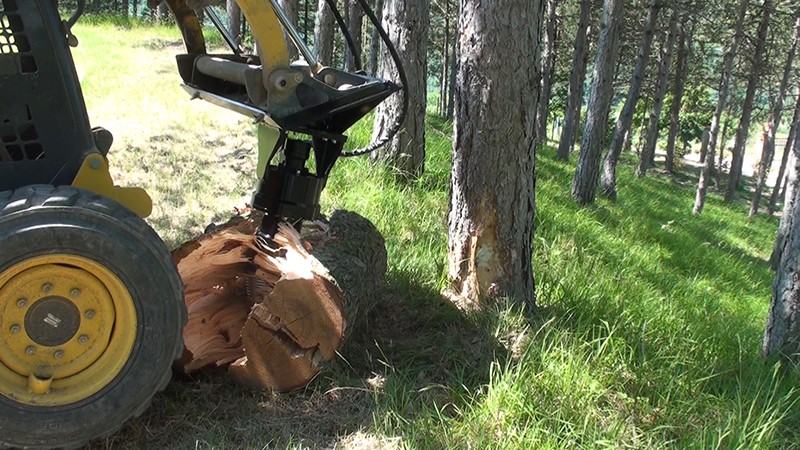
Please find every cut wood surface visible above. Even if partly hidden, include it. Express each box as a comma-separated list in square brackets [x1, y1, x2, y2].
[171, 210, 387, 392]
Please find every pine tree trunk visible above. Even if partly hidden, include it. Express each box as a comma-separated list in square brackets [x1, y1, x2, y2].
[275, 0, 299, 60]
[763, 141, 800, 361]
[726, 0, 771, 203]
[768, 89, 800, 215]
[665, 22, 691, 173]
[227, 0, 241, 46]
[750, 16, 800, 218]
[313, 0, 335, 64]
[438, 0, 450, 116]
[556, 0, 592, 161]
[717, 102, 735, 187]
[344, 0, 364, 71]
[446, 31, 457, 119]
[368, 0, 384, 76]
[599, 0, 661, 197]
[772, 147, 799, 269]
[637, 10, 677, 178]
[572, 0, 624, 205]
[370, 0, 429, 179]
[693, 0, 748, 215]
[536, 0, 558, 147]
[448, 0, 543, 306]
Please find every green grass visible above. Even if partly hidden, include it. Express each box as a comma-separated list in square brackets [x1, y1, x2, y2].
[69, 24, 800, 449]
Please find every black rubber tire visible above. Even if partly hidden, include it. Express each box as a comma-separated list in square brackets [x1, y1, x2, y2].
[0, 185, 186, 450]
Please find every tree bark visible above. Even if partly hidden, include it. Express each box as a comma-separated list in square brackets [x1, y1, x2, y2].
[447, 0, 543, 306]
[637, 10, 678, 178]
[344, 0, 364, 71]
[750, 16, 800, 218]
[599, 0, 661, 198]
[313, 0, 335, 64]
[536, 0, 558, 147]
[572, 0, 624, 205]
[772, 146, 799, 269]
[275, 0, 299, 60]
[172, 210, 386, 392]
[763, 140, 800, 361]
[725, 0, 771, 203]
[438, 0, 451, 116]
[665, 21, 691, 174]
[556, 0, 592, 161]
[368, 0, 384, 76]
[227, 0, 241, 46]
[692, 0, 748, 215]
[370, 0, 429, 180]
[717, 102, 735, 188]
[768, 89, 800, 215]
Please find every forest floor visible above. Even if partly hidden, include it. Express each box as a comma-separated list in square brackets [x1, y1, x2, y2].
[68, 22, 800, 450]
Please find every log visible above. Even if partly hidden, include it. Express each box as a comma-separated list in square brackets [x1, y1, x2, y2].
[171, 209, 386, 392]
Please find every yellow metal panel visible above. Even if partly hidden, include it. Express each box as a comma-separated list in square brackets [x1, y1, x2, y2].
[71, 154, 153, 218]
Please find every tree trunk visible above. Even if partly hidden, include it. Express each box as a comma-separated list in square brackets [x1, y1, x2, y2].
[768, 89, 800, 215]
[763, 139, 800, 361]
[726, 0, 771, 203]
[556, 0, 592, 161]
[446, 32, 457, 119]
[637, 10, 678, 178]
[344, 0, 364, 71]
[368, 0, 385, 76]
[275, 0, 299, 60]
[692, 0, 748, 215]
[572, 0, 624, 205]
[172, 210, 386, 392]
[750, 16, 800, 218]
[313, 0, 335, 64]
[448, 0, 543, 306]
[717, 102, 735, 187]
[227, 0, 241, 46]
[599, 0, 661, 198]
[370, 0, 429, 180]
[665, 21, 691, 173]
[438, 0, 450, 116]
[536, 0, 558, 147]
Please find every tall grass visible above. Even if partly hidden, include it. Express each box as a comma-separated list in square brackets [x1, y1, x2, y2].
[70, 23, 800, 449]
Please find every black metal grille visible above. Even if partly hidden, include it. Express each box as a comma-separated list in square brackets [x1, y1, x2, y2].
[1, 105, 44, 162]
[0, 0, 38, 74]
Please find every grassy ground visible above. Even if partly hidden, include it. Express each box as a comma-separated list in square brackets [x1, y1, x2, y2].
[68, 22, 800, 449]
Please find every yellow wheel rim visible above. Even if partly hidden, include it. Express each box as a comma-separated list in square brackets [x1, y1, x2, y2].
[0, 255, 137, 406]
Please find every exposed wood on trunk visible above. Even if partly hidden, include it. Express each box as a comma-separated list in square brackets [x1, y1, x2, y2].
[768, 89, 800, 215]
[600, 0, 662, 198]
[573, 0, 623, 205]
[172, 210, 386, 392]
[725, 0, 771, 203]
[637, 10, 678, 178]
[536, 0, 558, 147]
[556, 0, 592, 161]
[750, 16, 800, 218]
[448, 0, 542, 306]
[665, 21, 692, 174]
[716, 102, 736, 188]
[692, 0, 748, 215]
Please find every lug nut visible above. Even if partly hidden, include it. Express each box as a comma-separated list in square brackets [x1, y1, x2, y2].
[78, 335, 89, 344]
[54, 350, 64, 360]
[17, 298, 27, 308]
[10, 324, 20, 334]
[70, 289, 81, 298]
[25, 346, 35, 356]
[42, 283, 53, 293]
[84, 310, 95, 319]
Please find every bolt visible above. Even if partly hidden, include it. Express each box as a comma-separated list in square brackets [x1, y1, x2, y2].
[54, 350, 64, 360]
[89, 158, 101, 169]
[293, 73, 303, 83]
[324, 73, 336, 85]
[10, 324, 20, 334]
[70, 289, 81, 298]
[25, 346, 35, 356]
[84, 310, 95, 319]
[16, 298, 27, 308]
[78, 335, 89, 344]
[42, 283, 53, 293]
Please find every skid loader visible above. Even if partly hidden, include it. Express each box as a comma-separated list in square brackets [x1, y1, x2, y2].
[0, 0, 403, 447]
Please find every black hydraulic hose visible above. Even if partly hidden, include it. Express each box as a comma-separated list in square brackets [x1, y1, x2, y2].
[336, 0, 408, 157]
[324, 0, 363, 71]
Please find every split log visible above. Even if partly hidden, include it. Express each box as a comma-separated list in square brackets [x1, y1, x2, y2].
[171, 210, 387, 392]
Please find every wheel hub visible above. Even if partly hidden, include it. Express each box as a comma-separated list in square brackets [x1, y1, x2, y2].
[24, 296, 81, 347]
